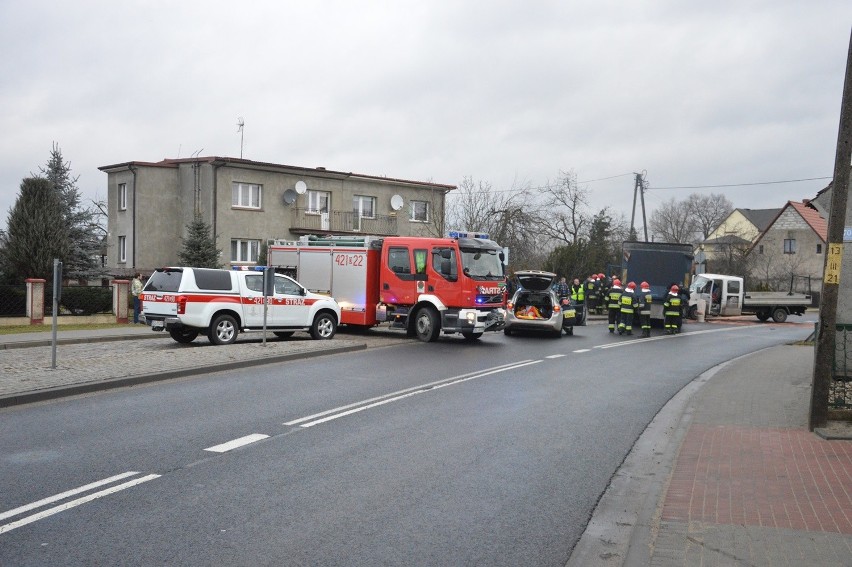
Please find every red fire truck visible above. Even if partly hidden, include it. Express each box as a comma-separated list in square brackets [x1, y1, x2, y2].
[267, 232, 507, 342]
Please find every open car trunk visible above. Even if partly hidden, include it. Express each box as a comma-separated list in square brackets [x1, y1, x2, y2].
[514, 292, 554, 320]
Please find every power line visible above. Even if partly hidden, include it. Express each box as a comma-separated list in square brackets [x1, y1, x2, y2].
[649, 176, 832, 190]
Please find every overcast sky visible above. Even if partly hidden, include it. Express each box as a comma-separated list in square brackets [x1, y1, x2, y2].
[1, 1, 850, 234]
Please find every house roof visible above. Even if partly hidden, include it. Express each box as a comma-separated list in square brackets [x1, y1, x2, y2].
[751, 201, 827, 250]
[703, 234, 752, 247]
[99, 156, 457, 191]
[737, 208, 780, 232]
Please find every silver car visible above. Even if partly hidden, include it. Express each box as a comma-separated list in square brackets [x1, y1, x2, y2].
[504, 270, 573, 337]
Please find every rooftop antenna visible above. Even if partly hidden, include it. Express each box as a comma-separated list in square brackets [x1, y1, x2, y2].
[237, 117, 245, 158]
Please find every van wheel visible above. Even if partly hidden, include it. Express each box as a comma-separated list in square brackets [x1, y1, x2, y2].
[414, 307, 440, 342]
[273, 331, 295, 339]
[771, 308, 788, 323]
[169, 328, 198, 344]
[311, 312, 337, 340]
[208, 314, 238, 345]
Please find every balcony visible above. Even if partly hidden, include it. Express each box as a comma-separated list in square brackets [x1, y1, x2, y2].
[290, 208, 399, 236]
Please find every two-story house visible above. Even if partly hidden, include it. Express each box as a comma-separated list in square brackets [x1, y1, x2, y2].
[99, 156, 453, 275]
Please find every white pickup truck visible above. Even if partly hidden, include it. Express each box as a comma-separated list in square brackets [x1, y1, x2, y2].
[688, 273, 811, 323]
[141, 267, 341, 345]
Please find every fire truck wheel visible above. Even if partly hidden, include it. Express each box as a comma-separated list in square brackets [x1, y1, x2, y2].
[209, 314, 239, 345]
[414, 307, 440, 342]
[169, 328, 199, 344]
[462, 331, 483, 340]
[311, 312, 337, 340]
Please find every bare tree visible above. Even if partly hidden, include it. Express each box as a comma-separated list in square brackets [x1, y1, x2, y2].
[649, 197, 697, 243]
[687, 193, 734, 240]
[537, 170, 590, 245]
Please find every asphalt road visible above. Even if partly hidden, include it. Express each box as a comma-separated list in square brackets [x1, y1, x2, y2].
[0, 319, 813, 566]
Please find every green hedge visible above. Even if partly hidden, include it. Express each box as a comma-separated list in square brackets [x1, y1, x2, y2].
[60, 286, 113, 315]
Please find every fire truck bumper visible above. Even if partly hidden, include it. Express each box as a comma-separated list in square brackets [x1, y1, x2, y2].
[456, 308, 506, 332]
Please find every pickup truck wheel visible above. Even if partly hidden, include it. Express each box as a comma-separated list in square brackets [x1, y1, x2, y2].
[310, 312, 337, 340]
[169, 328, 198, 344]
[756, 310, 770, 322]
[414, 307, 440, 342]
[771, 308, 788, 323]
[208, 314, 238, 345]
[273, 331, 295, 339]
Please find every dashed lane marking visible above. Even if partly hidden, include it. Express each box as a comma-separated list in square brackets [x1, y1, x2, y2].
[204, 434, 270, 453]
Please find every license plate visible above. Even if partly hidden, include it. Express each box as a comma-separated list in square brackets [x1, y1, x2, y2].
[151, 320, 164, 330]
[564, 310, 576, 318]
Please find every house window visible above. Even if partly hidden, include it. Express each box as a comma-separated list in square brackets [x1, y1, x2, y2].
[353, 195, 375, 219]
[817, 243, 823, 254]
[118, 235, 127, 263]
[307, 190, 330, 214]
[118, 183, 127, 211]
[410, 200, 429, 222]
[783, 239, 796, 254]
[758, 245, 764, 254]
[231, 182, 262, 209]
[231, 239, 259, 263]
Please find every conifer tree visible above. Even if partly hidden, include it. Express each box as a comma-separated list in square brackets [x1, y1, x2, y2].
[178, 213, 222, 268]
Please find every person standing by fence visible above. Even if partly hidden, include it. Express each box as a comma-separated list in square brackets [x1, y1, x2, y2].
[131, 273, 143, 324]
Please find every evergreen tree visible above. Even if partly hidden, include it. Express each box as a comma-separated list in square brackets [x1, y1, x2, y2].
[257, 241, 268, 266]
[0, 177, 69, 284]
[38, 143, 103, 280]
[178, 213, 222, 268]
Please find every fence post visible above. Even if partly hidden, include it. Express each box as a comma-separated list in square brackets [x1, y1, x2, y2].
[112, 279, 130, 324]
[25, 278, 46, 325]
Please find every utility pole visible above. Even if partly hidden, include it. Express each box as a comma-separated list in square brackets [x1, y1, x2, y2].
[810, 27, 852, 430]
[629, 171, 649, 241]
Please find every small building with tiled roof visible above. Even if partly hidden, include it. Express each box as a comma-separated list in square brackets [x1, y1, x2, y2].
[749, 201, 827, 293]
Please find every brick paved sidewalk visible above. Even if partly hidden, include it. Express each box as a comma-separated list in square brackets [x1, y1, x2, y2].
[650, 345, 852, 566]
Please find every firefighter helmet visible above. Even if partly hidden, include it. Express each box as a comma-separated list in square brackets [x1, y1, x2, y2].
[626, 281, 636, 290]
[640, 281, 650, 289]
[612, 279, 622, 288]
[670, 284, 679, 293]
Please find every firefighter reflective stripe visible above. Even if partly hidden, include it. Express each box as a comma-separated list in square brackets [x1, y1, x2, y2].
[663, 296, 682, 316]
[620, 294, 635, 313]
[640, 293, 652, 315]
[608, 291, 621, 308]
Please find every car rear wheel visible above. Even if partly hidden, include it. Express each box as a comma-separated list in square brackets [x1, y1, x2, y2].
[169, 328, 198, 344]
[310, 312, 337, 340]
[208, 314, 238, 345]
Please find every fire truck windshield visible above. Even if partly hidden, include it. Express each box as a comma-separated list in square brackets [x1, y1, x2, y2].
[460, 248, 504, 280]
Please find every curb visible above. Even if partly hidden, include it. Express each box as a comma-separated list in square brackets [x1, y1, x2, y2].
[0, 333, 165, 350]
[0, 343, 367, 409]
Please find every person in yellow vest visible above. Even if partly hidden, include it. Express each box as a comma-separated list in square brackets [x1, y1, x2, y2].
[570, 277, 586, 325]
[618, 281, 638, 335]
[663, 284, 683, 334]
[637, 281, 653, 337]
[607, 279, 622, 333]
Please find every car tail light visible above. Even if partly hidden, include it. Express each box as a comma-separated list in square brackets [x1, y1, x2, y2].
[554, 303, 561, 313]
[176, 295, 187, 314]
[507, 301, 514, 310]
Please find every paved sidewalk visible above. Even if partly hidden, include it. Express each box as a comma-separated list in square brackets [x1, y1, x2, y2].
[570, 344, 852, 566]
[0, 325, 411, 408]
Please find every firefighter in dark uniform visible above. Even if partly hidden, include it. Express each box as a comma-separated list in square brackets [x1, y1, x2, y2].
[597, 274, 610, 315]
[607, 279, 622, 333]
[638, 281, 653, 337]
[618, 281, 638, 335]
[570, 277, 586, 325]
[585, 275, 598, 316]
[663, 284, 683, 334]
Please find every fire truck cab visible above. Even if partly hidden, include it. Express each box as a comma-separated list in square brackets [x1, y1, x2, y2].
[268, 233, 507, 342]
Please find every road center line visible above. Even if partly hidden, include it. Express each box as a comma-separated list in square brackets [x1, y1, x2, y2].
[546, 354, 567, 359]
[0, 474, 160, 536]
[204, 434, 270, 453]
[293, 360, 543, 428]
[0, 471, 141, 522]
[284, 360, 537, 427]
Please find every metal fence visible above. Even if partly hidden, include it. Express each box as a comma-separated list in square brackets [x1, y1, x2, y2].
[832, 325, 852, 409]
[0, 284, 118, 318]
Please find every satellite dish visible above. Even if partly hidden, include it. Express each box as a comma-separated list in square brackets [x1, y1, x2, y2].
[295, 180, 307, 194]
[390, 194, 404, 211]
[282, 189, 297, 205]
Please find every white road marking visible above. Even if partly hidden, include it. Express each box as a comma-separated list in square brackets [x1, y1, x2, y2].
[284, 360, 538, 427]
[0, 474, 160, 535]
[593, 325, 750, 349]
[292, 360, 543, 428]
[0, 471, 140, 522]
[545, 354, 567, 359]
[204, 434, 270, 453]
[573, 349, 591, 353]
